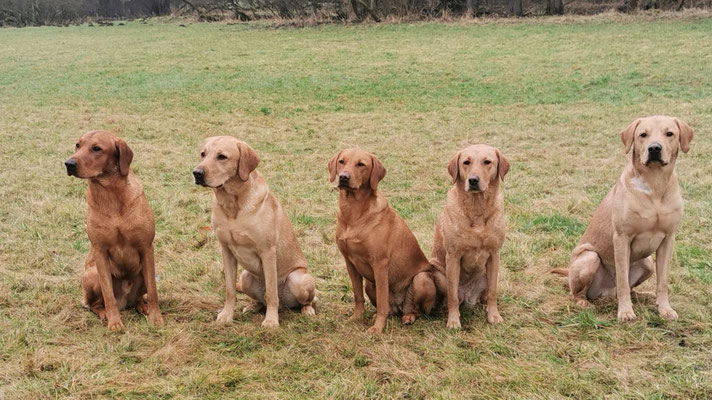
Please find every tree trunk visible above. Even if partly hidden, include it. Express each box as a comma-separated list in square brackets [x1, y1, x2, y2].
[508, 0, 522, 16]
[545, 0, 563, 14]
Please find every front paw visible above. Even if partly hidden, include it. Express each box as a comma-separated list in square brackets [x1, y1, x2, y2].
[401, 313, 416, 325]
[107, 318, 124, 331]
[617, 307, 637, 322]
[148, 311, 164, 326]
[487, 311, 503, 324]
[658, 306, 678, 320]
[261, 317, 279, 328]
[366, 324, 383, 334]
[446, 317, 461, 330]
[301, 305, 316, 316]
[216, 309, 234, 324]
[349, 308, 364, 321]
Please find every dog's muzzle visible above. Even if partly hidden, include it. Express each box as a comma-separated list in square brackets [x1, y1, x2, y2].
[646, 143, 664, 165]
[338, 173, 350, 188]
[467, 176, 480, 192]
[193, 168, 207, 186]
[65, 159, 77, 176]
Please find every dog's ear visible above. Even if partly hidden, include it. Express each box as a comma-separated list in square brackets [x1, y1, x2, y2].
[369, 153, 386, 191]
[496, 149, 510, 181]
[447, 151, 460, 183]
[674, 118, 694, 153]
[237, 142, 259, 181]
[328, 149, 343, 183]
[115, 138, 133, 177]
[619, 118, 640, 154]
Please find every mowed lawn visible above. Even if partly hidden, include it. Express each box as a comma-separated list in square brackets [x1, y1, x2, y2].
[1, 14, 712, 399]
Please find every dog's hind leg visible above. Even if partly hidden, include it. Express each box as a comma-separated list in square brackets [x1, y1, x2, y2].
[569, 248, 602, 307]
[282, 268, 316, 315]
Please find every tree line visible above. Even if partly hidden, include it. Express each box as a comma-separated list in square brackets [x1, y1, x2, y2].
[0, 0, 699, 26]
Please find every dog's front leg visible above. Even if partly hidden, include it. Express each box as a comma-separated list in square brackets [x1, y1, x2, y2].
[94, 250, 123, 331]
[613, 232, 635, 321]
[445, 251, 462, 329]
[367, 260, 389, 334]
[260, 247, 280, 328]
[344, 258, 365, 321]
[140, 246, 164, 326]
[217, 243, 238, 324]
[655, 235, 678, 319]
[485, 251, 503, 324]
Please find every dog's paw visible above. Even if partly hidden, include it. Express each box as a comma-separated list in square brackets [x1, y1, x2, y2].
[617, 308, 637, 322]
[216, 309, 234, 324]
[366, 324, 383, 334]
[261, 317, 279, 329]
[349, 309, 364, 322]
[148, 312, 164, 326]
[446, 317, 462, 330]
[136, 302, 149, 315]
[401, 313, 416, 325]
[242, 302, 262, 314]
[107, 318, 124, 331]
[575, 298, 590, 308]
[301, 305, 316, 316]
[659, 307, 678, 320]
[487, 312, 503, 324]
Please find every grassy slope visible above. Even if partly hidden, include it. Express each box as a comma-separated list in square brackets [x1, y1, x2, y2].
[1, 15, 711, 399]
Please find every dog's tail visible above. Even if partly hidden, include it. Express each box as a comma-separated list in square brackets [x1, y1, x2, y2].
[550, 268, 569, 277]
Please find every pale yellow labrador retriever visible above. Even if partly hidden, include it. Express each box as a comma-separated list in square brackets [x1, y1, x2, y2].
[193, 136, 316, 328]
[430, 144, 509, 329]
[553, 116, 693, 321]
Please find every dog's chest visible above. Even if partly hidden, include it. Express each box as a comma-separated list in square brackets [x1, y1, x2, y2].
[215, 226, 263, 274]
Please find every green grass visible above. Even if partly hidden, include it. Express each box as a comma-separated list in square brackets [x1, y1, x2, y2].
[2, 13, 712, 399]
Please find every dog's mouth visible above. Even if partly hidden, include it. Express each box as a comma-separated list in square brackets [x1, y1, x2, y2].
[644, 157, 668, 167]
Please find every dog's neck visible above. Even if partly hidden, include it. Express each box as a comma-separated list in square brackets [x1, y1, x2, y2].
[212, 172, 265, 218]
[337, 186, 386, 224]
[452, 179, 501, 223]
[628, 149, 678, 198]
[86, 172, 141, 215]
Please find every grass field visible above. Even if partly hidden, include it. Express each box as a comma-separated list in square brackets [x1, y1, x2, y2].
[1, 12, 712, 399]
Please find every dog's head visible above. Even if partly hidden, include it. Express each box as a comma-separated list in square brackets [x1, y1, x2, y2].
[448, 144, 509, 193]
[620, 116, 693, 167]
[64, 130, 133, 179]
[193, 136, 259, 188]
[328, 148, 386, 192]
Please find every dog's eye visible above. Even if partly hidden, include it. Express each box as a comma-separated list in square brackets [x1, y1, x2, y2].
[217, 154, 227, 160]
[356, 162, 365, 167]
[200, 151, 205, 158]
[338, 159, 344, 164]
[666, 131, 674, 137]
[463, 160, 470, 165]
[640, 132, 647, 138]
[75, 143, 80, 149]
[483, 160, 492, 165]
[91, 146, 101, 152]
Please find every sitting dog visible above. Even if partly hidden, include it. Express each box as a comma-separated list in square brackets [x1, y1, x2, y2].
[430, 144, 509, 329]
[193, 136, 316, 328]
[552, 116, 693, 321]
[328, 148, 438, 334]
[65, 130, 163, 330]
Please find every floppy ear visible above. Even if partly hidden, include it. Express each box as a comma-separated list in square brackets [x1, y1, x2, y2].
[369, 154, 386, 191]
[619, 118, 640, 154]
[496, 149, 510, 181]
[327, 149, 342, 183]
[447, 151, 460, 184]
[115, 138, 133, 177]
[674, 118, 694, 153]
[237, 142, 259, 181]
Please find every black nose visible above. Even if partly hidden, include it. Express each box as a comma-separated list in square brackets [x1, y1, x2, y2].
[468, 176, 480, 186]
[648, 143, 662, 154]
[338, 173, 349, 183]
[193, 168, 205, 185]
[65, 159, 77, 176]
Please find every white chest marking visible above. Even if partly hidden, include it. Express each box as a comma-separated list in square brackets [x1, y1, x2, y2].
[631, 177, 652, 195]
